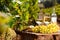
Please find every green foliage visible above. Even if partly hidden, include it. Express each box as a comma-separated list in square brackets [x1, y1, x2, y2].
[43, 4, 60, 15]
[43, 7, 53, 15]
[0, 0, 12, 12]
[0, 0, 40, 31]
[12, 0, 39, 31]
[55, 4, 60, 15]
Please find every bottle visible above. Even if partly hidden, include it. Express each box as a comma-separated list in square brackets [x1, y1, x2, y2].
[51, 8, 57, 23]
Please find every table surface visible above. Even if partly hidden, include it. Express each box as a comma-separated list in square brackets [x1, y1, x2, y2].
[21, 31, 60, 36]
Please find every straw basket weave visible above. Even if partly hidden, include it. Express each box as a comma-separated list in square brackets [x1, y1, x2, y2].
[0, 35, 16, 40]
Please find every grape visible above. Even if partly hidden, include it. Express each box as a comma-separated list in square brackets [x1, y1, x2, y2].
[32, 23, 59, 34]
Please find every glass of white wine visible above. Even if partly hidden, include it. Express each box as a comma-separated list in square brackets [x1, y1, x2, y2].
[44, 14, 51, 25]
[36, 19, 43, 25]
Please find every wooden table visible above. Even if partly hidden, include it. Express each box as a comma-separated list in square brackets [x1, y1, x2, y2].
[16, 30, 60, 40]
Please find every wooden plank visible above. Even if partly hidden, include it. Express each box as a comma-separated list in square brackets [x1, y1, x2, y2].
[16, 30, 60, 40]
[21, 31, 60, 36]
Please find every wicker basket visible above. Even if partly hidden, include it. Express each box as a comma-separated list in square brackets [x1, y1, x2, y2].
[0, 36, 16, 40]
[0, 35, 17, 40]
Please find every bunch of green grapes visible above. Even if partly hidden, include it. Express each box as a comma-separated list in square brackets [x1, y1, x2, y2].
[39, 23, 59, 34]
[32, 23, 59, 34]
[47, 23, 59, 33]
[32, 25, 48, 33]
[32, 26, 40, 33]
[39, 25, 48, 34]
